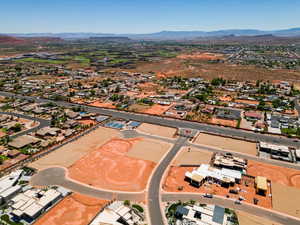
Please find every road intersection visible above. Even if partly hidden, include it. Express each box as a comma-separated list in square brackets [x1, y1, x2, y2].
[2, 91, 300, 225]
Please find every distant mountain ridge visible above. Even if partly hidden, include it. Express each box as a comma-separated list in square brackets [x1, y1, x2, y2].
[2, 27, 300, 40]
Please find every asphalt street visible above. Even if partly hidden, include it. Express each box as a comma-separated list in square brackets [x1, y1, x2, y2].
[148, 136, 187, 225]
[0, 111, 50, 138]
[1, 91, 299, 147]
[162, 193, 300, 225]
[2, 91, 300, 225]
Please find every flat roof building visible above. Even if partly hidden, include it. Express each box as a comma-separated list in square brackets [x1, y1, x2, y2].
[255, 176, 268, 196]
[213, 153, 247, 171]
[185, 164, 242, 187]
[11, 188, 62, 220]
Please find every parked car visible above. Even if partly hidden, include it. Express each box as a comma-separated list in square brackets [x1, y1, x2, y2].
[203, 193, 213, 198]
[229, 189, 238, 194]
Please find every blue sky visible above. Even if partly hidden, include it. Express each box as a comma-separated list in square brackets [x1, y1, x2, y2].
[1, 0, 300, 33]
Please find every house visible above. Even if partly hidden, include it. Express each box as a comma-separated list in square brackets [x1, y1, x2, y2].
[185, 164, 242, 188]
[11, 188, 62, 220]
[175, 204, 227, 225]
[65, 110, 79, 119]
[8, 135, 41, 149]
[259, 142, 290, 157]
[36, 127, 61, 137]
[215, 108, 241, 121]
[213, 153, 247, 171]
[89, 201, 134, 225]
[244, 111, 262, 121]
[7, 150, 21, 158]
[63, 120, 79, 129]
[201, 105, 214, 114]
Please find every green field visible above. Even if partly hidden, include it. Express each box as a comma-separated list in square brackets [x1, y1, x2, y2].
[15, 57, 66, 64]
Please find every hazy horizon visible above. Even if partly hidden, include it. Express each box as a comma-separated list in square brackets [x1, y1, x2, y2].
[1, 0, 300, 33]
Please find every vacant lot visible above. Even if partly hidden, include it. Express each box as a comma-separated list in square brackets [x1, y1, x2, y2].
[34, 193, 108, 225]
[194, 133, 257, 156]
[173, 147, 213, 166]
[29, 127, 120, 170]
[177, 52, 224, 60]
[137, 123, 177, 139]
[88, 101, 116, 109]
[272, 182, 300, 218]
[210, 117, 238, 127]
[130, 56, 300, 81]
[126, 138, 171, 163]
[128, 103, 151, 112]
[236, 211, 281, 225]
[68, 138, 156, 191]
[142, 104, 172, 115]
[247, 160, 300, 188]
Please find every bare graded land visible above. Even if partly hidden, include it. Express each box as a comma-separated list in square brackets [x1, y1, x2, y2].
[210, 117, 238, 127]
[136, 123, 177, 139]
[88, 101, 116, 109]
[29, 127, 120, 170]
[68, 138, 156, 192]
[128, 103, 151, 113]
[34, 193, 108, 225]
[126, 138, 171, 163]
[272, 182, 300, 219]
[247, 160, 300, 188]
[236, 211, 281, 225]
[129, 56, 300, 82]
[141, 104, 172, 115]
[194, 133, 257, 156]
[172, 147, 213, 166]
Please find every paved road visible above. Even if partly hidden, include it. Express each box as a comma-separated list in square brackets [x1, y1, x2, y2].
[3, 91, 300, 224]
[148, 137, 187, 225]
[1, 91, 299, 148]
[0, 111, 50, 138]
[162, 193, 300, 225]
[31, 167, 145, 202]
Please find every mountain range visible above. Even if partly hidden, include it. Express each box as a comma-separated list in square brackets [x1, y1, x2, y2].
[2, 28, 300, 40]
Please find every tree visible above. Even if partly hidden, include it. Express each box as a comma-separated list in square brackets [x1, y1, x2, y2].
[211, 78, 226, 86]
[115, 85, 120, 93]
[257, 100, 266, 111]
[11, 123, 22, 132]
[124, 200, 130, 206]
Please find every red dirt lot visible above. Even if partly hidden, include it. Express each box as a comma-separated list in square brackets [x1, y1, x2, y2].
[78, 119, 97, 126]
[235, 99, 259, 105]
[68, 138, 156, 192]
[177, 53, 224, 60]
[247, 160, 300, 188]
[88, 101, 116, 109]
[142, 104, 172, 115]
[164, 166, 272, 208]
[210, 117, 238, 127]
[34, 193, 108, 225]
